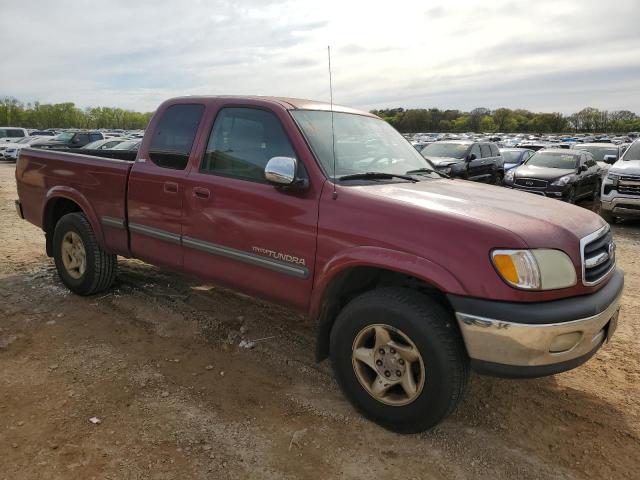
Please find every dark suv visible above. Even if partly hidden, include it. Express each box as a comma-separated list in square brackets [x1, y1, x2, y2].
[504, 148, 601, 203]
[37, 131, 104, 150]
[420, 140, 504, 184]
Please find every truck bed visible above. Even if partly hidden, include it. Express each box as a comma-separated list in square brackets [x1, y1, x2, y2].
[16, 147, 134, 256]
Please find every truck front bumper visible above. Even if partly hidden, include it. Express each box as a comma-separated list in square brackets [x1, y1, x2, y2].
[601, 196, 640, 218]
[447, 268, 624, 378]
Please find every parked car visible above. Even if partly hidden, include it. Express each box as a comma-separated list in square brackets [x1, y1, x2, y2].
[15, 96, 623, 433]
[36, 131, 104, 150]
[0, 136, 50, 161]
[571, 143, 623, 164]
[0, 127, 28, 143]
[600, 139, 640, 223]
[420, 140, 504, 183]
[499, 148, 535, 171]
[505, 148, 601, 203]
[81, 138, 125, 150]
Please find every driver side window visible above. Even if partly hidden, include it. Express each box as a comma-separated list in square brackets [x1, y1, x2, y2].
[200, 107, 296, 183]
[469, 144, 481, 159]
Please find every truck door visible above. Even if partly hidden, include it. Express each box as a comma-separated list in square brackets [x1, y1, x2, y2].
[127, 103, 206, 270]
[181, 105, 319, 309]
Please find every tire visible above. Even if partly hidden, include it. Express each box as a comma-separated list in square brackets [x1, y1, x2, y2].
[53, 212, 117, 295]
[591, 187, 601, 213]
[494, 172, 504, 186]
[330, 287, 469, 433]
[566, 186, 576, 204]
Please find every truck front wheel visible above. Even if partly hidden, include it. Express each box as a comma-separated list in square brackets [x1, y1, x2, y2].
[330, 287, 469, 433]
[53, 212, 117, 295]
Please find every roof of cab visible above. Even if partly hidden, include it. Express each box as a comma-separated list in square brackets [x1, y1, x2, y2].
[162, 95, 378, 118]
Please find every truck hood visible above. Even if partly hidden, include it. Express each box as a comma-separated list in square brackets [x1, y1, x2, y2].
[610, 159, 640, 175]
[354, 179, 605, 244]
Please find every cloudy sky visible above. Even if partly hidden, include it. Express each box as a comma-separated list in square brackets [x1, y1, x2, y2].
[1, 0, 639, 113]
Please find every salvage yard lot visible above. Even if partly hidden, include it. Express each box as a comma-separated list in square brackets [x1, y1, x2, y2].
[0, 162, 638, 479]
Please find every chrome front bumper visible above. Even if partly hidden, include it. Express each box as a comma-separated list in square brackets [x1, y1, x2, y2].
[601, 196, 640, 217]
[455, 291, 621, 368]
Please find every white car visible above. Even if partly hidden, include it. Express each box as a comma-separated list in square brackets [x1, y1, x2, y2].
[0, 127, 28, 143]
[0, 136, 49, 161]
[600, 139, 640, 222]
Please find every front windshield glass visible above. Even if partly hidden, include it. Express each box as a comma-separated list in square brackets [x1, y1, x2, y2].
[500, 150, 523, 163]
[623, 142, 640, 161]
[526, 152, 578, 169]
[54, 132, 74, 142]
[420, 142, 470, 159]
[575, 146, 618, 161]
[290, 110, 435, 179]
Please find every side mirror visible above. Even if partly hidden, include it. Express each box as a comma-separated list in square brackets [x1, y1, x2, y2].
[264, 156, 307, 189]
[467, 153, 477, 161]
[603, 155, 617, 164]
[71, 137, 79, 144]
[579, 164, 588, 172]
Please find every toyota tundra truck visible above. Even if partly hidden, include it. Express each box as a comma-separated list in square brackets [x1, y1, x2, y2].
[15, 96, 624, 433]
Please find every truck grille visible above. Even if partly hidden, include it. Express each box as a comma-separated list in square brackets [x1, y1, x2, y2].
[514, 178, 548, 188]
[618, 176, 640, 196]
[581, 227, 615, 286]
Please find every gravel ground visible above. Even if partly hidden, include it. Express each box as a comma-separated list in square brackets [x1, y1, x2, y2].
[1, 162, 638, 479]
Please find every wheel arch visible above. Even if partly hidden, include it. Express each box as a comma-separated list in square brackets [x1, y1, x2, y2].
[42, 187, 105, 257]
[311, 247, 466, 362]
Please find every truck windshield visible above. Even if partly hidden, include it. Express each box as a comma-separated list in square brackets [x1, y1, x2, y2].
[526, 152, 578, 169]
[623, 142, 640, 161]
[290, 110, 435, 179]
[420, 142, 470, 159]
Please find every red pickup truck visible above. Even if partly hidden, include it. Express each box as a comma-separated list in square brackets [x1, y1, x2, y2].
[15, 96, 624, 433]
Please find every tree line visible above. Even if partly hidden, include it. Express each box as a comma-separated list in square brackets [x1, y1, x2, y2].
[370, 106, 640, 134]
[0, 97, 154, 130]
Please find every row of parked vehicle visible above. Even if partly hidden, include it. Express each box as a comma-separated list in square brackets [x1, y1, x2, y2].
[419, 138, 640, 222]
[0, 128, 142, 161]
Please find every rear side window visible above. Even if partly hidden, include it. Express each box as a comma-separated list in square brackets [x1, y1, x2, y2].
[8, 129, 25, 138]
[149, 104, 205, 170]
[480, 144, 492, 158]
[200, 107, 296, 182]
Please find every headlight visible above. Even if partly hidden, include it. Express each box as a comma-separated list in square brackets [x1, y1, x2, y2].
[504, 170, 515, 183]
[438, 167, 452, 175]
[551, 175, 573, 186]
[606, 173, 620, 187]
[491, 249, 576, 290]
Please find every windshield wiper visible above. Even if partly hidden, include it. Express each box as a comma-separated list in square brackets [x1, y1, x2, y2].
[338, 172, 418, 182]
[405, 167, 450, 179]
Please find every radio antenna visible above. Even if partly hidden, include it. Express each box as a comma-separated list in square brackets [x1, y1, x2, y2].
[328, 45, 337, 199]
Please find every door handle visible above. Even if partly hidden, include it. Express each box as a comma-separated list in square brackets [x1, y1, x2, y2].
[193, 186, 211, 199]
[163, 181, 179, 194]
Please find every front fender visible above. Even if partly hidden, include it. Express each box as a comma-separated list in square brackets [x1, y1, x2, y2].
[309, 246, 466, 322]
[43, 186, 106, 247]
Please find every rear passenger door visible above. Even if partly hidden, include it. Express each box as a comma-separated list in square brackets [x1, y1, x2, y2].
[181, 105, 320, 309]
[127, 103, 206, 270]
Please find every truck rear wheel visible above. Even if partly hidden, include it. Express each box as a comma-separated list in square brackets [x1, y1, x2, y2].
[53, 212, 117, 295]
[330, 287, 469, 433]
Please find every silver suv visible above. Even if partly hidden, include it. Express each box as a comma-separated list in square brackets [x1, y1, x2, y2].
[601, 139, 640, 222]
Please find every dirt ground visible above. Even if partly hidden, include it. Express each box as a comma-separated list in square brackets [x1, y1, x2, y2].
[1, 162, 638, 480]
